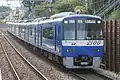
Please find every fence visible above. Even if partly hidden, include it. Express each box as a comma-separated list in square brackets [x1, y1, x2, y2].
[103, 20, 120, 73]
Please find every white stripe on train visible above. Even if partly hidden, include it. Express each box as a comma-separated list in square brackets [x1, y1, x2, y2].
[62, 40, 103, 46]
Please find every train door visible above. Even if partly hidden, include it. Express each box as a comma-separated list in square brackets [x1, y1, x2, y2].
[34, 24, 36, 45]
[55, 24, 61, 52]
[15, 24, 18, 35]
[26, 25, 29, 42]
[35, 24, 39, 47]
[19, 26, 21, 37]
[14, 24, 16, 34]
[24, 25, 28, 41]
[29, 25, 35, 45]
[35, 24, 41, 47]
[37, 25, 42, 47]
[35, 24, 39, 46]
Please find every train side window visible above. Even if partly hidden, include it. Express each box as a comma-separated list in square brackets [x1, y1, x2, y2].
[43, 27, 53, 39]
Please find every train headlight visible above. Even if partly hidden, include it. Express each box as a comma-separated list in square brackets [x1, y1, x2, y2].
[97, 20, 101, 24]
[67, 48, 73, 53]
[97, 49, 100, 52]
[95, 48, 100, 52]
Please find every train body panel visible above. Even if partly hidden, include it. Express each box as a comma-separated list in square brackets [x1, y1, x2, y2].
[61, 40, 104, 57]
[62, 46, 104, 57]
[7, 13, 104, 69]
[63, 57, 101, 68]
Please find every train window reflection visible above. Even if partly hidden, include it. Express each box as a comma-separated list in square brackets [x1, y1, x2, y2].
[63, 22, 75, 40]
[43, 27, 53, 39]
[77, 21, 85, 39]
[85, 23, 103, 40]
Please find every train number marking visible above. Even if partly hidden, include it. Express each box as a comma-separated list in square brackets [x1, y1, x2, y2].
[86, 40, 101, 45]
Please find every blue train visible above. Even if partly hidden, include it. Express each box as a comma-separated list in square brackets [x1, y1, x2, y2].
[8, 12, 104, 68]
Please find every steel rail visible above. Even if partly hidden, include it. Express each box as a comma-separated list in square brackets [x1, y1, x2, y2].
[70, 70, 113, 80]
[70, 71, 86, 80]
[0, 31, 49, 80]
[93, 69, 113, 80]
[0, 42, 21, 80]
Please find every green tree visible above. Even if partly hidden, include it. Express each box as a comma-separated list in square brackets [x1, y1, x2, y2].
[0, 6, 11, 12]
[54, 2, 74, 13]
[74, 5, 88, 13]
[22, 0, 95, 18]
[54, 0, 86, 13]
[108, 9, 120, 20]
[89, 0, 104, 14]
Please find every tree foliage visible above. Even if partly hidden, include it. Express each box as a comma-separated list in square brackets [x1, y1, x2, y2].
[108, 9, 120, 20]
[22, 0, 108, 18]
[32, 0, 88, 18]
[32, 3, 54, 17]
[0, 6, 11, 12]
[74, 6, 87, 13]
[54, 2, 74, 13]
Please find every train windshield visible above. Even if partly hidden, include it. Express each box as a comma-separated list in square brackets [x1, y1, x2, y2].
[84, 19, 103, 40]
[63, 20, 75, 40]
[63, 18, 103, 40]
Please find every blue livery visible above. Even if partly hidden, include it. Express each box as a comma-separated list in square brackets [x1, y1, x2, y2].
[8, 12, 104, 68]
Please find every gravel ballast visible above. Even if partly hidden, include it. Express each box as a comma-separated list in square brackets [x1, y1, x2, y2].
[7, 34, 80, 80]
[0, 36, 15, 80]
[1, 35, 42, 80]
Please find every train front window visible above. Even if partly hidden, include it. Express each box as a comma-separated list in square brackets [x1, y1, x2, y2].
[63, 18, 103, 40]
[85, 19, 103, 40]
[77, 19, 103, 40]
[77, 20, 85, 39]
[63, 20, 75, 40]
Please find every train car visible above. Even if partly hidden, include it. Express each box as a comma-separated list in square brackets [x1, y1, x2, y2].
[8, 12, 104, 69]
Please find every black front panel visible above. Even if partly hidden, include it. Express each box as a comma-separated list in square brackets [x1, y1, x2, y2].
[74, 56, 93, 66]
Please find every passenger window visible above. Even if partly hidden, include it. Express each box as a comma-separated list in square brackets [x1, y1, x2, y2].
[43, 27, 53, 39]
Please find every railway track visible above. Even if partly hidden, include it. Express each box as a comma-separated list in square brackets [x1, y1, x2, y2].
[6, 31, 114, 80]
[70, 69, 113, 80]
[0, 31, 48, 80]
[0, 42, 21, 80]
[1, 31, 114, 80]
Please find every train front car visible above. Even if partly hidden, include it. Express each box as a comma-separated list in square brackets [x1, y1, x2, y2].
[62, 15, 104, 68]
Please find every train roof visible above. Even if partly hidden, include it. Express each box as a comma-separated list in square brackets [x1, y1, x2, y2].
[7, 13, 102, 25]
[7, 22, 39, 25]
[39, 14, 102, 24]
[50, 12, 75, 19]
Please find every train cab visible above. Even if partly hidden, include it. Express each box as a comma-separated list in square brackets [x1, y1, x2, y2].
[61, 15, 104, 68]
